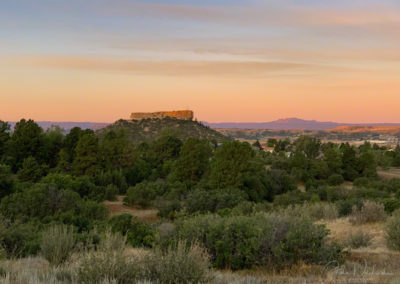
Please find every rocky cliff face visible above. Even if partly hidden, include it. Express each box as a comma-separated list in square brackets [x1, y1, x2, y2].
[130, 110, 194, 121]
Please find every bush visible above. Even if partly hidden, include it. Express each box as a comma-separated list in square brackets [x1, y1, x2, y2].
[126, 181, 165, 208]
[273, 190, 309, 207]
[305, 203, 338, 220]
[173, 213, 342, 270]
[350, 200, 387, 225]
[328, 174, 344, 186]
[353, 177, 371, 188]
[40, 225, 75, 266]
[108, 214, 155, 247]
[0, 222, 41, 258]
[184, 188, 246, 214]
[345, 230, 371, 249]
[386, 209, 400, 251]
[336, 199, 363, 217]
[381, 198, 400, 214]
[143, 241, 213, 284]
[76, 231, 138, 283]
[104, 184, 119, 201]
[77, 232, 212, 284]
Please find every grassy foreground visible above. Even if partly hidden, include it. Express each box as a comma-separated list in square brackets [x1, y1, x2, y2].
[1, 216, 400, 284]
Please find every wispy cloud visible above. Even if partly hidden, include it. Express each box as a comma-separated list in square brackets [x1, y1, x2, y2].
[96, 1, 400, 32]
[4, 54, 348, 77]
[107, 37, 400, 62]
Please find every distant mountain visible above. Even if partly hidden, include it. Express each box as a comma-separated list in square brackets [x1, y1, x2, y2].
[8, 121, 110, 132]
[205, 118, 400, 131]
[97, 117, 229, 143]
[329, 126, 400, 134]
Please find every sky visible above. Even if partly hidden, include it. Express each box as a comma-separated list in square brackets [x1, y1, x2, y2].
[1, 0, 399, 123]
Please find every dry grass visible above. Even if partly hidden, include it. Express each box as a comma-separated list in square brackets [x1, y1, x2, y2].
[378, 167, 400, 180]
[322, 217, 400, 281]
[322, 218, 386, 250]
[103, 195, 160, 223]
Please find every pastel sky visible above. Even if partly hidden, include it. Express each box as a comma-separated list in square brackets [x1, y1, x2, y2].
[1, 0, 399, 123]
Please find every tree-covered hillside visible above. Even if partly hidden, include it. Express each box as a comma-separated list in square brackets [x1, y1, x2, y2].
[97, 117, 229, 143]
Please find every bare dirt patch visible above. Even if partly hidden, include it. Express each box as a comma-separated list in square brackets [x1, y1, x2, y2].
[378, 167, 400, 180]
[104, 196, 160, 223]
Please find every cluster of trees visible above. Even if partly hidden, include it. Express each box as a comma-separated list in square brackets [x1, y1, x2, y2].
[267, 136, 392, 184]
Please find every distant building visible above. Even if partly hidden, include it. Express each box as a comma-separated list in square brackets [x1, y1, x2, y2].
[130, 110, 194, 121]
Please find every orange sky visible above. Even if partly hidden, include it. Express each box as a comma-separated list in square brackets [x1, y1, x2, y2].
[1, 0, 400, 123]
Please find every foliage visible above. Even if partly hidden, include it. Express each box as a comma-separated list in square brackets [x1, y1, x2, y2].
[17, 157, 45, 182]
[349, 200, 387, 225]
[345, 230, 371, 249]
[143, 241, 213, 284]
[173, 213, 343, 270]
[97, 117, 228, 144]
[0, 164, 13, 199]
[184, 188, 247, 214]
[72, 132, 99, 176]
[76, 231, 138, 283]
[0, 121, 10, 158]
[0, 222, 41, 258]
[386, 209, 400, 251]
[8, 119, 45, 171]
[328, 174, 344, 186]
[40, 225, 75, 266]
[169, 138, 212, 185]
[126, 181, 165, 208]
[108, 214, 155, 247]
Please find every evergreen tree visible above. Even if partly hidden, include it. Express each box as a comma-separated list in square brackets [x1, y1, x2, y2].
[0, 164, 13, 198]
[0, 121, 10, 159]
[72, 133, 100, 176]
[17, 157, 44, 182]
[169, 138, 212, 185]
[9, 119, 44, 171]
[340, 143, 359, 181]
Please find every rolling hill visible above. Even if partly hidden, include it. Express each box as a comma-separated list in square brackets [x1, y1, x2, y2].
[96, 117, 229, 143]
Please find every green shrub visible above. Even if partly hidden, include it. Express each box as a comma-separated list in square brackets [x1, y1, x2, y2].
[349, 187, 390, 200]
[381, 198, 400, 214]
[105, 184, 119, 201]
[386, 209, 400, 251]
[185, 188, 246, 214]
[336, 199, 363, 217]
[93, 170, 128, 194]
[40, 225, 75, 266]
[77, 200, 109, 221]
[328, 174, 344, 186]
[273, 190, 309, 207]
[108, 214, 155, 247]
[126, 181, 165, 208]
[353, 177, 371, 188]
[1, 223, 41, 258]
[173, 213, 342, 270]
[272, 217, 342, 267]
[350, 200, 387, 225]
[345, 230, 371, 249]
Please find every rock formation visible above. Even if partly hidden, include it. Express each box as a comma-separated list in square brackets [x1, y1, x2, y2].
[130, 110, 194, 121]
